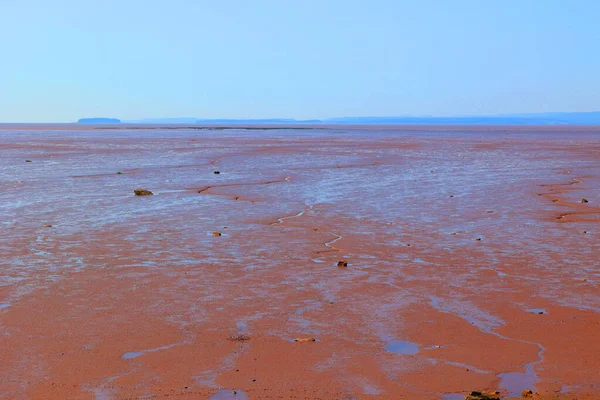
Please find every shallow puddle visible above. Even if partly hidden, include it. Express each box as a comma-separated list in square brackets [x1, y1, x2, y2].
[121, 343, 177, 359]
[442, 394, 464, 400]
[385, 340, 419, 355]
[527, 308, 547, 314]
[498, 363, 538, 397]
[210, 389, 248, 399]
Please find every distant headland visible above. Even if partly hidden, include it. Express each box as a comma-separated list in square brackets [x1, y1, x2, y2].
[71, 112, 600, 126]
[77, 118, 121, 124]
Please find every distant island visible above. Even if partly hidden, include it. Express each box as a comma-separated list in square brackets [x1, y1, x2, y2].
[77, 118, 121, 124]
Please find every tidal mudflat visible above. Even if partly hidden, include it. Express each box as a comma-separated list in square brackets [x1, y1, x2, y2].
[1, 125, 599, 399]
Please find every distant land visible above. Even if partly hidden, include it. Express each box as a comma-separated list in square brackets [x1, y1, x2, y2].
[76, 112, 600, 125]
[77, 118, 121, 124]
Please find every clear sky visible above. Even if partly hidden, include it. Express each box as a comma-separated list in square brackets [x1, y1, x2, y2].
[1, 0, 599, 122]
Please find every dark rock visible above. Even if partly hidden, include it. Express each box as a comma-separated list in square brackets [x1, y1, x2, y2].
[25, 160, 32, 162]
[43, 224, 53, 228]
[134, 189, 153, 196]
[212, 232, 222, 237]
[581, 198, 589, 203]
[522, 389, 534, 397]
[116, 171, 123, 175]
[228, 334, 250, 342]
[214, 171, 220, 174]
[476, 238, 482, 241]
[465, 391, 501, 400]
[337, 260, 348, 267]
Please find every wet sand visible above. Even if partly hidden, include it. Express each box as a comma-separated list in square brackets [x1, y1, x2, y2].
[1, 126, 599, 399]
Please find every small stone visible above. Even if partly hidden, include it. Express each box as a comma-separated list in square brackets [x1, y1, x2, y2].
[228, 334, 250, 341]
[581, 198, 589, 203]
[465, 391, 501, 400]
[538, 311, 544, 315]
[337, 260, 348, 267]
[43, 224, 52, 228]
[212, 232, 222, 237]
[214, 171, 220, 174]
[134, 189, 153, 196]
[522, 389, 534, 397]
[486, 210, 494, 213]
[116, 171, 122, 175]
[476, 238, 482, 241]
[294, 337, 316, 342]
[25, 160, 32, 162]
[449, 194, 454, 197]
[451, 232, 456, 235]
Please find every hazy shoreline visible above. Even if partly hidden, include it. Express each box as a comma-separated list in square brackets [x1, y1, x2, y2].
[2, 123, 600, 132]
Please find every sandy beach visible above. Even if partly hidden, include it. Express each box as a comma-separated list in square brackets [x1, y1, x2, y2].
[1, 125, 598, 399]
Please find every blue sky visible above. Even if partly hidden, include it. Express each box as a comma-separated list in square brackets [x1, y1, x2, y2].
[1, 0, 599, 122]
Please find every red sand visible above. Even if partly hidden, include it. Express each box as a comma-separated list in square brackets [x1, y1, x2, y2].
[0, 126, 598, 399]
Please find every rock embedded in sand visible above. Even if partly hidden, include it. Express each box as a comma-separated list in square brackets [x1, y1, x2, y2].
[227, 334, 250, 342]
[134, 189, 153, 196]
[521, 389, 534, 397]
[212, 232, 222, 237]
[214, 171, 220, 174]
[43, 224, 52, 228]
[337, 260, 348, 268]
[294, 337, 316, 342]
[25, 160, 32, 162]
[581, 198, 589, 203]
[465, 391, 500, 400]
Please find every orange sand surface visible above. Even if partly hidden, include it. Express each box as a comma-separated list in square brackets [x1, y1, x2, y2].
[1, 126, 598, 399]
